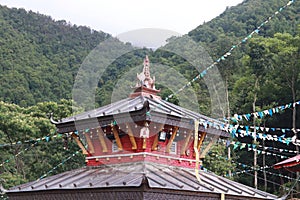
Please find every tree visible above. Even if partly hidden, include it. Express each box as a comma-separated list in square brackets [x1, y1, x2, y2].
[0, 100, 84, 189]
[203, 143, 236, 177]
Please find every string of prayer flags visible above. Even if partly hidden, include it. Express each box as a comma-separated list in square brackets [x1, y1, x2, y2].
[232, 100, 300, 122]
[231, 129, 293, 145]
[227, 166, 272, 177]
[0, 131, 70, 168]
[166, 0, 296, 100]
[215, 154, 295, 181]
[231, 161, 298, 182]
[37, 150, 81, 181]
[220, 138, 292, 157]
[234, 124, 300, 134]
[0, 141, 38, 167]
[230, 140, 290, 158]
[0, 133, 63, 148]
[227, 124, 299, 145]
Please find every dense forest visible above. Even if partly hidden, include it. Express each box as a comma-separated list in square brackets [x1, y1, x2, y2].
[0, 5, 110, 106]
[0, 0, 300, 197]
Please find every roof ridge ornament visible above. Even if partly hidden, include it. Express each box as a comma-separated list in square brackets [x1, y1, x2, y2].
[136, 55, 156, 90]
[130, 55, 161, 99]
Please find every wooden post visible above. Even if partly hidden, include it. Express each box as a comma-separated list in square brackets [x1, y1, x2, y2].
[181, 130, 192, 155]
[253, 78, 258, 189]
[226, 77, 232, 177]
[71, 133, 88, 155]
[166, 126, 179, 153]
[126, 123, 137, 150]
[221, 193, 225, 200]
[84, 131, 95, 154]
[228, 145, 232, 177]
[112, 125, 123, 151]
[97, 128, 108, 153]
[262, 139, 267, 191]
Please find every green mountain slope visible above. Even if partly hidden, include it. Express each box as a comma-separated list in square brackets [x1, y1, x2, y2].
[0, 5, 110, 106]
[189, 0, 300, 44]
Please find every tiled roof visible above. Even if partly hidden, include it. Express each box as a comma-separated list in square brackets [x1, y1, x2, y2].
[8, 162, 277, 199]
[274, 154, 300, 172]
[55, 96, 229, 137]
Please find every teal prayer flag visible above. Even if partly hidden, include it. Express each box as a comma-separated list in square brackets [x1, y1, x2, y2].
[257, 150, 261, 154]
[268, 109, 273, 116]
[233, 143, 239, 150]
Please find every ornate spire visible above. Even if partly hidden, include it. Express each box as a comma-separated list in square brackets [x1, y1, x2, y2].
[136, 55, 156, 90]
[143, 55, 151, 79]
[130, 55, 160, 99]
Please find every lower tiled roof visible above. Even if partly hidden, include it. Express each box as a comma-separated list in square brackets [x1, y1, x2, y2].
[8, 162, 277, 199]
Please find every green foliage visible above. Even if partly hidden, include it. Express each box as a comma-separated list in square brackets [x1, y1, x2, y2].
[0, 5, 109, 106]
[0, 100, 85, 189]
[203, 143, 236, 177]
[228, 33, 300, 193]
[189, 0, 300, 44]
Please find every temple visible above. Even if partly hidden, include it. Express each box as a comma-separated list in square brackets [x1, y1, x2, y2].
[6, 56, 277, 199]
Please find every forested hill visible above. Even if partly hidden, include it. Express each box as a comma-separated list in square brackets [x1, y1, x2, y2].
[189, 0, 300, 44]
[1, 1, 299, 108]
[188, 0, 300, 64]
[0, 5, 110, 106]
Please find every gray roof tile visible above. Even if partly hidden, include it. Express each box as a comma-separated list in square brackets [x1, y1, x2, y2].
[56, 96, 229, 137]
[8, 162, 277, 199]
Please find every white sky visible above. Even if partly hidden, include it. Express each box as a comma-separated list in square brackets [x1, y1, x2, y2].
[0, 0, 243, 36]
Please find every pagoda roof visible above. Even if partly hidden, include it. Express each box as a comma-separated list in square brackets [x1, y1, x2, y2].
[274, 154, 300, 172]
[7, 162, 277, 199]
[55, 95, 229, 138]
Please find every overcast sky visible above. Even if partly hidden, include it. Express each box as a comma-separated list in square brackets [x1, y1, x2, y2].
[0, 0, 243, 36]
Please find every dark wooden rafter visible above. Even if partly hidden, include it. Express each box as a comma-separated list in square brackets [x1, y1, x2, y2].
[193, 131, 207, 157]
[71, 133, 88, 155]
[151, 136, 159, 151]
[126, 123, 137, 150]
[84, 131, 95, 154]
[197, 132, 207, 152]
[200, 135, 218, 159]
[180, 130, 193, 155]
[111, 125, 123, 151]
[97, 128, 108, 153]
[165, 126, 179, 153]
